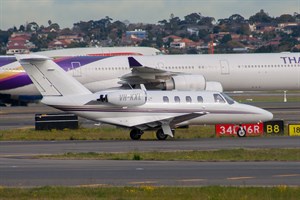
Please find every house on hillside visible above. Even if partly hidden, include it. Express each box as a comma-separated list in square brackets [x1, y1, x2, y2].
[6, 33, 35, 55]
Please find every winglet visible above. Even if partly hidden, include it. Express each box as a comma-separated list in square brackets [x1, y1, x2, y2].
[128, 57, 143, 68]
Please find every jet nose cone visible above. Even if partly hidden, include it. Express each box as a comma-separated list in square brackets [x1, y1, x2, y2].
[240, 103, 273, 123]
[252, 106, 273, 122]
[260, 109, 273, 122]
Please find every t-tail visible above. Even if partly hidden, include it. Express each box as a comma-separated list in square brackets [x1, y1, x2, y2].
[16, 55, 92, 97]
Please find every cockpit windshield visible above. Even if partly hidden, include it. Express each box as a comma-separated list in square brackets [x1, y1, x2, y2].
[221, 93, 235, 105]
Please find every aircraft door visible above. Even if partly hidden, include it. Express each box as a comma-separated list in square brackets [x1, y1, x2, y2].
[157, 62, 164, 69]
[71, 62, 82, 77]
[220, 60, 230, 75]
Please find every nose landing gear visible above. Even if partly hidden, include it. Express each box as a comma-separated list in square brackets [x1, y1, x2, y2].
[237, 126, 246, 137]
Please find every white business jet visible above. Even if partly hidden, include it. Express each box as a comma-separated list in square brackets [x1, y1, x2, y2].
[17, 55, 273, 140]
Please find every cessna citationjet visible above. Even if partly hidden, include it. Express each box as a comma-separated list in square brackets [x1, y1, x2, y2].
[17, 55, 273, 140]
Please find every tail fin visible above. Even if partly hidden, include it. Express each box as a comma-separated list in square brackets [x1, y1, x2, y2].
[128, 57, 143, 68]
[16, 55, 92, 96]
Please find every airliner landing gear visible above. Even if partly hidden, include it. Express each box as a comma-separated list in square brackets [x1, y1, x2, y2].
[130, 129, 143, 140]
[237, 126, 246, 137]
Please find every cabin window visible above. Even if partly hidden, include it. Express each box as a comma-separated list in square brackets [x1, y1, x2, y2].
[214, 94, 226, 103]
[174, 96, 180, 103]
[197, 96, 203, 103]
[163, 96, 169, 103]
[221, 93, 235, 105]
[186, 96, 192, 103]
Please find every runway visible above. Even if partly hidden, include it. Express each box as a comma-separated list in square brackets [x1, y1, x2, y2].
[1, 137, 300, 187]
[1, 158, 300, 187]
[1, 137, 300, 156]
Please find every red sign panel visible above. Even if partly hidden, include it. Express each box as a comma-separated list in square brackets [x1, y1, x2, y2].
[215, 123, 264, 137]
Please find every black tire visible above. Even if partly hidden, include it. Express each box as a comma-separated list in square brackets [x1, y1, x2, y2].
[156, 129, 168, 140]
[130, 129, 142, 140]
[237, 127, 246, 137]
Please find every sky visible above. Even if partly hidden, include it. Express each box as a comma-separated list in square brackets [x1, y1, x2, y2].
[0, 0, 299, 30]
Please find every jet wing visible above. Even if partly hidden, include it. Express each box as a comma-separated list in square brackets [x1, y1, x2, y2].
[99, 112, 207, 130]
[119, 57, 180, 84]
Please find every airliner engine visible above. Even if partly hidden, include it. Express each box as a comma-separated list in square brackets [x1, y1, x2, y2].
[97, 89, 147, 106]
[164, 75, 223, 92]
[165, 75, 206, 91]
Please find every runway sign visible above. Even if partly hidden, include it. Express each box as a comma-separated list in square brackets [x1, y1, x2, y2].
[289, 124, 300, 136]
[263, 120, 284, 135]
[215, 123, 264, 137]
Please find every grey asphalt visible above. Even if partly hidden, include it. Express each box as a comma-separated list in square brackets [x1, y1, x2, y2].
[1, 137, 300, 187]
[1, 137, 300, 156]
[1, 158, 299, 187]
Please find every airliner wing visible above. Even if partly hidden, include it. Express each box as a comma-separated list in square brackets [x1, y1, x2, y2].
[119, 57, 179, 84]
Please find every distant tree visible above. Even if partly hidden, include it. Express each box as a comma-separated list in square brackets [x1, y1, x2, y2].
[198, 29, 210, 40]
[221, 34, 232, 44]
[184, 13, 201, 25]
[155, 34, 163, 48]
[140, 39, 152, 47]
[227, 40, 245, 48]
[186, 47, 198, 54]
[110, 20, 126, 39]
[67, 41, 88, 48]
[30, 33, 48, 51]
[49, 23, 60, 31]
[278, 37, 298, 51]
[291, 26, 300, 37]
[261, 31, 276, 41]
[26, 22, 39, 32]
[255, 45, 278, 53]
[60, 28, 73, 35]
[169, 15, 181, 32]
[198, 16, 215, 26]
[275, 14, 295, 23]
[213, 26, 221, 34]
[0, 31, 10, 44]
[249, 9, 273, 23]
[19, 25, 25, 32]
[237, 24, 251, 35]
[158, 19, 168, 26]
[229, 14, 245, 24]
[48, 20, 52, 26]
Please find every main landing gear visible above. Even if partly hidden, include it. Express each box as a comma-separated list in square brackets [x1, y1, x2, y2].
[156, 129, 168, 140]
[129, 128, 175, 140]
[130, 129, 144, 140]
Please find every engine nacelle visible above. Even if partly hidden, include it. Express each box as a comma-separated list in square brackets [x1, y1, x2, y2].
[97, 89, 147, 107]
[165, 75, 206, 91]
[205, 81, 223, 92]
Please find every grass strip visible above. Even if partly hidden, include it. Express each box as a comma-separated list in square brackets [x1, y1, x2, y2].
[0, 186, 299, 200]
[0, 124, 293, 141]
[0, 126, 216, 141]
[38, 148, 300, 161]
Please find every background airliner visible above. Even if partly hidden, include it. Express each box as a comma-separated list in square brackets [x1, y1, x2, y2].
[1, 52, 300, 105]
[0, 46, 160, 105]
[18, 55, 273, 140]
